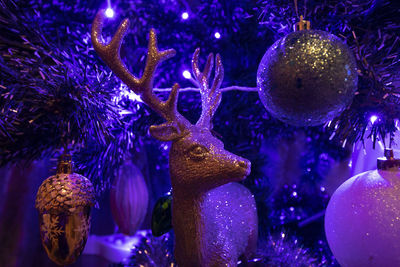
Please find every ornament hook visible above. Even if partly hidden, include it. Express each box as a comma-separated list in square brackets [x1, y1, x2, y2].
[294, 15, 311, 31]
[57, 154, 73, 174]
[377, 148, 400, 170]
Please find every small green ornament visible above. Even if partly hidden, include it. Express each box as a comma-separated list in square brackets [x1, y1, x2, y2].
[151, 193, 173, 237]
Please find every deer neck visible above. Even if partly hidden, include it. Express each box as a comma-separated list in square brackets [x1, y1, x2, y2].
[172, 187, 207, 229]
[171, 186, 208, 263]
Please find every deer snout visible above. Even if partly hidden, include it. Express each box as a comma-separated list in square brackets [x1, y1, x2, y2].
[238, 160, 247, 168]
[236, 158, 251, 177]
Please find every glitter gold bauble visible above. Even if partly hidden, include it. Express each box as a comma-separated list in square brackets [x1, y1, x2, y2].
[257, 29, 358, 126]
[325, 149, 400, 266]
[35, 155, 95, 266]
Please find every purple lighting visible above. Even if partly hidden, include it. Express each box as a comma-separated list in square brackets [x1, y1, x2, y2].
[214, 32, 221, 39]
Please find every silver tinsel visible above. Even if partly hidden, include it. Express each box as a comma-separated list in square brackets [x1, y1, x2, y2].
[127, 232, 175, 267]
[123, 231, 318, 267]
[258, 233, 318, 267]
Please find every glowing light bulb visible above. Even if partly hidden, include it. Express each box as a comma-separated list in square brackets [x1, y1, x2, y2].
[105, 8, 114, 18]
[182, 70, 191, 79]
[181, 12, 189, 20]
[214, 32, 221, 39]
[370, 115, 378, 124]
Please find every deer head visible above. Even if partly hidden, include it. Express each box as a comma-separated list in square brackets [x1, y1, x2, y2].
[92, 11, 250, 194]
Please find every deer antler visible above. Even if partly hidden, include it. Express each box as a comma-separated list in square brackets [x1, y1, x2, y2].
[91, 10, 189, 126]
[192, 48, 224, 129]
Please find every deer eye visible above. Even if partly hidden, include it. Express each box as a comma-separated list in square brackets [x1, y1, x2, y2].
[188, 145, 208, 160]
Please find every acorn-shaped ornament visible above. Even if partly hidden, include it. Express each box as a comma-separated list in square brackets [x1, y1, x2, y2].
[35, 154, 95, 265]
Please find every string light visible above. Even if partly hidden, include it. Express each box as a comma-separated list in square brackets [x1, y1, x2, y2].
[370, 115, 378, 124]
[182, 70, 191, 79]
[181, 12, 189, 20]
[105, 0, 114, 18]
[105, 7, 114, 18]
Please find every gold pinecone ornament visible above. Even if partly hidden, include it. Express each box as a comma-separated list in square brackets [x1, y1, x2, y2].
[35, 155, 95, 265]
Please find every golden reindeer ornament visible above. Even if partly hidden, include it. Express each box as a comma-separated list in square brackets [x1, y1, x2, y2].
[92, 10, 258, 267]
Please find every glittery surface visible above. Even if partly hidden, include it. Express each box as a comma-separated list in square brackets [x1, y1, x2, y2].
[325, 169, 400, 266]
[202, 183, 257, 266]
[92, 11, 258, 266]
[35, 173, 95, 213]
[257, 30, 358, 126]
[168, 129, 256, 266]
[192, 48, 223, 130]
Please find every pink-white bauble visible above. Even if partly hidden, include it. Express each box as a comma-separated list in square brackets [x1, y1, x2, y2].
[325, 169, 400, 267]
[110, 162, 149, 236]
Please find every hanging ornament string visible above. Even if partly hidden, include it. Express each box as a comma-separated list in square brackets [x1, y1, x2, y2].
[294, 0, 299, 18]
[293, 0, 308, 19]
[63, 143, 69, 156]
[293, 0, 310, 31]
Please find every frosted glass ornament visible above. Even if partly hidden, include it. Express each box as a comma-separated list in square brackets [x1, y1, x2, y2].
[110, 162, 149, 236]
[325, 149, 400, 267]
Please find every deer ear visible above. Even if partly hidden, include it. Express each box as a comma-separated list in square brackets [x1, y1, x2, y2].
[149, 121, 183, 141]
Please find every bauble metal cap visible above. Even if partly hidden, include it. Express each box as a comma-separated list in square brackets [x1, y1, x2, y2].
[36, 154, 95, 213]
[377, 148, 400, 171]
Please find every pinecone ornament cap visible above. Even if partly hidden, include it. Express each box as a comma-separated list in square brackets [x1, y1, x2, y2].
[35, 173, 95, 213]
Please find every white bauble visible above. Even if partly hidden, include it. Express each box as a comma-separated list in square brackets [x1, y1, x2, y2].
[325, 168, 400, 267]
